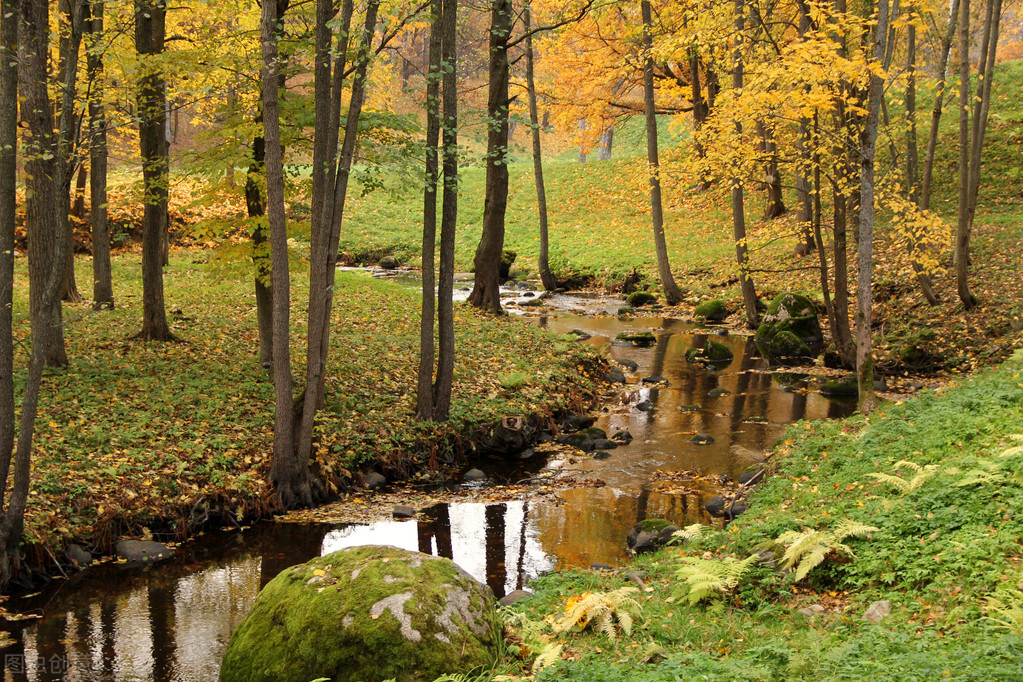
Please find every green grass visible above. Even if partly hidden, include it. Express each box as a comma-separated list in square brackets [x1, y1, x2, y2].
[11, 251, 603, 550]
[502, 350, 1023, 679]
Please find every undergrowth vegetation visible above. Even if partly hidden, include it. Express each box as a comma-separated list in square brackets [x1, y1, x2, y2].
[10, 253, 603, 553]
[502, 350, 1023, 679]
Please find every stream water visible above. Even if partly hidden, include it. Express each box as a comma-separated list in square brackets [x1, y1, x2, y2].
[2, 282, 855, 681]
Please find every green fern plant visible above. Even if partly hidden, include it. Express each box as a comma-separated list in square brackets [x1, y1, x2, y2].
[951, 435, 1023, 487]
[768, 519, 878, 582]
[672, 523, 708, 542]
[868, 459, 940, 493]
[985, 587, 1023, 635]
[675, 554, 759, 605]
[552, 587, 640, 640]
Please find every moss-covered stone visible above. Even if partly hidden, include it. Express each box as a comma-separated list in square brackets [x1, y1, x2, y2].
[626, 291, 657, 307]
[755, 292, 823, 361]
[685, 347, 704, 363]
[499, 250, 517, 278]
[636, 518, 673, 533]
[219, 545, 501, 682]
[768, 330, 812, 358]
[616, 331, 656, 346]
[580, 427, 608, 440]
[694, 298, 728, 322]
[703, 340, 733, 363]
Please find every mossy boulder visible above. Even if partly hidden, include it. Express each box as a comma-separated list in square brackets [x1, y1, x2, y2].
[499, 250, 517, 279]
[616, 331, 656, 346]
[755, 292, 823, 360]
[685, 340, 734, 366]
[626, 519, 679, 553]
[219, 545, 501, 682]
[626, 291, 657, 307]
[694, 298, 728, 322]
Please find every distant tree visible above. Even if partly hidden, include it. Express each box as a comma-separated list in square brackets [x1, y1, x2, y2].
[86, 0, 114, 310]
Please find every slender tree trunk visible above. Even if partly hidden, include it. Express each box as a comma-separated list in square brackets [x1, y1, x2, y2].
[524, 3, 557, 292]
[297, 0, 378, 474]
[261, 0, 309, 509]
[20, 0, 68, 367]
[597, 126, 613, 161]
[433, 0, 458, 418]
[793, 1, 814, 256]
[0, 0, 72, 591]
[957, 0, 1002, 310]
[1, 0, 19, 499]
[468, 0, 512, 314]
[58, 0, 85, 305]
[758, 121, 786, 220]
[904, 22, 939, 305]
[731, 0, 758, 327]
[641, 0, 683, 306]
[135, 0, 174, 340]
[87, 1, 114, 310]
[921, 0, 959, 211]
[689, 51, 711, 192]
[856, 0, 891, 414]
[245, 129, 273, 370]
[417, 0, 442, 421]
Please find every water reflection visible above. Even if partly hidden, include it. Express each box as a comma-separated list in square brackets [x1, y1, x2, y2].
[4, 311, 856, 681]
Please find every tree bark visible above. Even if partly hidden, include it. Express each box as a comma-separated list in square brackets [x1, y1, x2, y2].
[58, 0, 85, 305]
[920, 0, 959, 212]
[20, 0, 69, 367]
[433, 0, 458, 418]
[261, 0, 311, 509]
[87, 1, 114, 310]
[296, 0, 377, 474]
[1, 0, 19, 499]
[758, 121, 786, 220]
[641, 0, 683, 306]
[730, 0, 758, 327]
[135, 0, 174, 340]
[792, 1, 814, 256]
[597, 126, 613, 161]
[468, 0, 513, 314]
[524, 2, 557, 292]
[856, 0, 891, 414]
[0, 0, 72, 591]
[245, 129, 273, 371]
[417, 0, 442, 421]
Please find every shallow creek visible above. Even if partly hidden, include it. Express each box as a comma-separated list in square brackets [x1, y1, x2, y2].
[2, 283, 855, 681]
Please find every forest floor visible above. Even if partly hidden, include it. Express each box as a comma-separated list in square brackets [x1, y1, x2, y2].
[8, 253, 607, 564]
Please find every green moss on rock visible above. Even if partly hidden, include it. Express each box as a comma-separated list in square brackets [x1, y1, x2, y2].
[694, 298, 728, 322]
[768, 330, 812, 358]
[626, 291, 657, 307]
[219, 545, 501, 682]
[617, 331, 656, 346]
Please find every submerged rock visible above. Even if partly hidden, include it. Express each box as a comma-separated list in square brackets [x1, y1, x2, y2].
[66, 544, 93, 568]
[115, 540, 173, 565]
[617, 359, 639, 372]
[463, 468, 486, 483]
[220, 546, 501, 682]
[627, 519, 679, 554]
[593, 450, 612, 460]
[611, 430, 633, 444]
[617, 331, 657, 346]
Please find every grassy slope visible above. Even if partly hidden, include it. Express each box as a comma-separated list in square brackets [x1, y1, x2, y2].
[505, 351, 1023, 679]
[12, 253, 602, 552]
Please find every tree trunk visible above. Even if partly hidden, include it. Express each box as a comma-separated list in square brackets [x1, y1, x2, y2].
[921, 0, 959, 212]
[1, 0, 19, 501]
[87, 1, 114, 310]
[758, 122, 786, 220]
[792, 2, 814, 256]
[0, 0, 72, 591]
[296, 0, 377, 475]
[957, 0, 1002, 310]
[417, 0, 442, 421]
[577, 119, 587, 163]
[468, 0, 512, 314]
[261, 0, 312, 509]
[525, 3, 557, 292]
[57, 0, 85, 305]
[856, 0, 891, 414]
[135, 0, 174, 340]
[245, 129, 273, 371]
[433, 0, 458, 418]
[20, 0, 68, 367]
[641, 0, 683, 306]
[689, 51, 711, 192]
[597, 126, 613, 161]
[730, 0, 758, 327]
[904, 22, 939, 305]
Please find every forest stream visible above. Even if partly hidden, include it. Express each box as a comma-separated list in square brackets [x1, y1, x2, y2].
[1, 279, 856, 681]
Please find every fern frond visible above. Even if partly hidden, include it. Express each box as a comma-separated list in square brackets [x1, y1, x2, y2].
[553, 587, 640, 639]
[869, 460, 939, 493]
[833, 520, 880, 541]
[792, 546, 829, 582]
[673, 523, 706, 541]
[985, 589, 1023, 635]
[770, 520, 877, 582]
[676, 554, 758, 604]
[531, 643, 564, 673]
